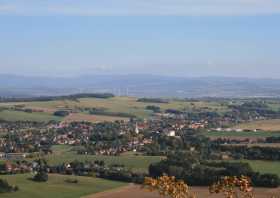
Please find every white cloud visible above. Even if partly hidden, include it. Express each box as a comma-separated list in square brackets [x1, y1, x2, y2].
[0, 0, 280, 16]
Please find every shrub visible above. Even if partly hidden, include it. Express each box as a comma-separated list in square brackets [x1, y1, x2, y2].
[0, 179, 18, 193]
[32, 159, 49, 182]
[146, 105, 161, 113]
[33, 171, 48, 182]
[64, 178, 79, 184]
[53, 110, 70, 117]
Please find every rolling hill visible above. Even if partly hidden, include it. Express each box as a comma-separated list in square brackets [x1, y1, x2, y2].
[1, 74, 280, 98]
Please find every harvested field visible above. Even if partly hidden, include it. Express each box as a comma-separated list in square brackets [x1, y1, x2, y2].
[83, 184, 280, 198]
[0, 110, 62, 122]
[0, 96, 229, 120]
[29, 107, 57, 113]
[63, 113, 129, 123]
[206, 131, 280, 140]
[226, 143, 280, 148]
[234, 119, 280, 131]
[208, 136, 263, 142]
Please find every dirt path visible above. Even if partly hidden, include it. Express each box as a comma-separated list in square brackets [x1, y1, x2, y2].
[82, 184, 159, 198]
[63, 113, 129, 123]
[82, 184, 280, 198]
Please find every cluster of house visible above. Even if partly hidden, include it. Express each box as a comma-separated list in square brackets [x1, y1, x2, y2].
[134, 117, 207, 137]
[53, 134, 81, 145]
[0, 116, 211, 159]
[211, 128, 262, 132]
[0, 161, 32, 174]
[188, 121, 208, 130]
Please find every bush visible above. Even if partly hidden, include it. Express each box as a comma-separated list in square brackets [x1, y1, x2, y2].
[53, 110, 70, 117]
[32, 159, 49, 182]
[0, 179, 18, 193]
[148, 152, 280, 187]
[137, 98, 169, 103]
[251, 173, 280, 188]
[146, 105, 161, 113]
[64, 178, 79, 184]
[33, 171, 48, 182]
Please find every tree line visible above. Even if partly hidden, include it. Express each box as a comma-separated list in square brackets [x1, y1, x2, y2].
[149, 151, 280, 187]
[0, 93, 114, 103]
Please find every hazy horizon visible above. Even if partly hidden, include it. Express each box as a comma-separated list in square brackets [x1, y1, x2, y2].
[1, 1, 280, 78]
[2, 72, 280, 81]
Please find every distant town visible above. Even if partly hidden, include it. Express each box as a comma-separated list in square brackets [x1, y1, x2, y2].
[0, 95, 280, 198]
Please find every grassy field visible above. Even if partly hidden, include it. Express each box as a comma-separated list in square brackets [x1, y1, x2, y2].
[31, 145, 163, 173]
[0, 96, 228, 121]
[63, 113, 129, 123]
[215, 160, 280, 177]
[234, 119, 280, 131]
[226, 143, 280, 148]
[1, 163, 279, 198]
[30, 146, 280, 176]
[244, 160, 280, 177]
[205, 131, 280, 138]
[0, 174, 126, 198]
[83, 184, 280, 198]
[0, 110, 62, 122]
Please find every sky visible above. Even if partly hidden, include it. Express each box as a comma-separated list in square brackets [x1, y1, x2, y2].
[0, 0, 280, 78]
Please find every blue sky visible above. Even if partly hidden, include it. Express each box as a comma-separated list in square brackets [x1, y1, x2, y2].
[0, 1, 280, 78]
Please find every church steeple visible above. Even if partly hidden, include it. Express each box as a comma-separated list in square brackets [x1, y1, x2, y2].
[135, 122, 139, 134]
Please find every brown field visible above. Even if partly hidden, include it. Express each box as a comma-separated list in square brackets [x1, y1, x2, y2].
[226, 143, 280, 148]
[209, 136, 263, 141]
[63, 113, 129, 123]
[234, 119, 280, 131]
[83, 184, 280, 198]
[30, 107, 57, 113]
[0, 96, 228, 121]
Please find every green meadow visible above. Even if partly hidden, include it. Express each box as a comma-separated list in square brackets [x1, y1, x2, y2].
[0, 96, 228, 121]
[0, 174, 126, 198]
[31, 145, 163, 173]
[243, 160, 280, 177]
[233, 119, 280, 132]
[0, 110, 62, 122]
[205, 131, 280, 138]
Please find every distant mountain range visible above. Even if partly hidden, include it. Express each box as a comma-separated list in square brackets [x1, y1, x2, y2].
[1, 74, 280, 98]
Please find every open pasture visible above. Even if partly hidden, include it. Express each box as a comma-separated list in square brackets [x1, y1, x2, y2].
[83, 184, 280, 198]
[0, 96, 228, 121]
[0, 110, 62, 122]
[243, 160, 280, 177]
[0, 174, 126, 198]
[226, 143, 280, 148]
[234, 119, 280, 132]
[63, 113, 129, 123]
[31, 145, 163, 173]
[205, 131, 280, 139]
